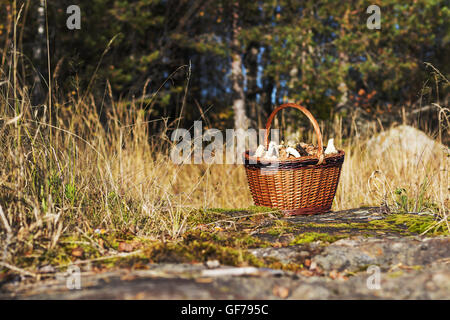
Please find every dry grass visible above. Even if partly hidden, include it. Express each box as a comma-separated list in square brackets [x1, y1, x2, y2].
[333, 126, 449, 214]
[0, 77, 448, 260]
[0, 6, 448, 269]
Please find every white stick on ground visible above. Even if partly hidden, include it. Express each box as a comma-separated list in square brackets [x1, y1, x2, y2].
[201, 267, 260, 277]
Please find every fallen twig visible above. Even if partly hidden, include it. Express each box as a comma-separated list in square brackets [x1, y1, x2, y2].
[191, 210, 279, 231]
[0, 205, 13, 261]
[0, 262, 37, 278]
[57, 249, 144, 268]
[201, 267, 283, 278]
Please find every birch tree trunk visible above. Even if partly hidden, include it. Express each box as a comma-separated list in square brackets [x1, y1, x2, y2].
[337, 9, 350, 109]
[32, 0, 45, 104]
[230, 1, 248, 130]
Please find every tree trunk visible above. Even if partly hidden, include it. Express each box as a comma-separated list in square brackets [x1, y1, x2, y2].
[244, 44, 259, 127]
[260, 45, 273, 120]
[32, 0, 45, 105]
[337, 9, 350, 109]
[337, 52, 349, 108]
[230, 1, 248, 130]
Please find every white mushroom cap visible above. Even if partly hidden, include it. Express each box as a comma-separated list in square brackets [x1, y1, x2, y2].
[286, 147, 301, 158]
[324, 138, 338, 155]
[254, 145, 266, 158]
[266, 141, 279, 158]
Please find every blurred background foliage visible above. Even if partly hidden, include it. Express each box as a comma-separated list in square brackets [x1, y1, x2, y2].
[0, 0, 448, 130]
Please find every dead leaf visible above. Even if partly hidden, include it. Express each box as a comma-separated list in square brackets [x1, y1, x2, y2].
[195, 277, 213, 283]
[196, 224, 209, 231]
[329, 270, 348, 280]
[329, 270, 338, 279]
[300, 270, 314, 277]
[121, 273, 137, 281]
[134, 292, 146, 300]
[272, 285, 289, 299]
[118, 242, 135, 252]
[304, 259, 311, 268]
[71, 247, 84, 258]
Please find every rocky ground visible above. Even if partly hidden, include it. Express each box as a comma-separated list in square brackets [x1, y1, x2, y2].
[1, 207, 449, 299]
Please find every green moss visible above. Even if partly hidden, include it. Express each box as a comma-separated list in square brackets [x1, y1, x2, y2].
[90, 229, 299, 271]
[295, 214, 448, 237]
[302, 222, 372, 229]
[266, 260, 304, 272]
[392, 214, 448, 235]
[184, 229, 269, 249]
[187, 209, 227, 225]
[143, 241, 265, 267]
[188, 206, 282, 227]
[8, 206, 447, 275]
[367, 220, 404, 232]
[370, 214, 449, 236]
[265, 220, 295, 236]
[387, 270, 404, 278]
[289, 232, 345, 245]
[17, 229, 271, 270]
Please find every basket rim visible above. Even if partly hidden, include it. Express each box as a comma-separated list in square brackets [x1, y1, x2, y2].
[263, 103, 326, 164]
[243, 149, 345, 166]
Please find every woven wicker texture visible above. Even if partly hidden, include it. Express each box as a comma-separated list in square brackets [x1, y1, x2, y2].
[243, 103, 345, 215]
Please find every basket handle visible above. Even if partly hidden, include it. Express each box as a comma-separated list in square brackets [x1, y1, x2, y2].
[264, 103, 324, 165]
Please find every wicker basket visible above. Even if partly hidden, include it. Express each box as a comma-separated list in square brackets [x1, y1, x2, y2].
[243, 103, 345, 215]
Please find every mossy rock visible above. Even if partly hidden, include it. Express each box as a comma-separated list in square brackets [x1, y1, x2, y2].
[3, 207, 448, 274]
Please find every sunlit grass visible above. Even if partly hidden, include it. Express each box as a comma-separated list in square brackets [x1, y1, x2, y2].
[0, 7, 448, 272]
